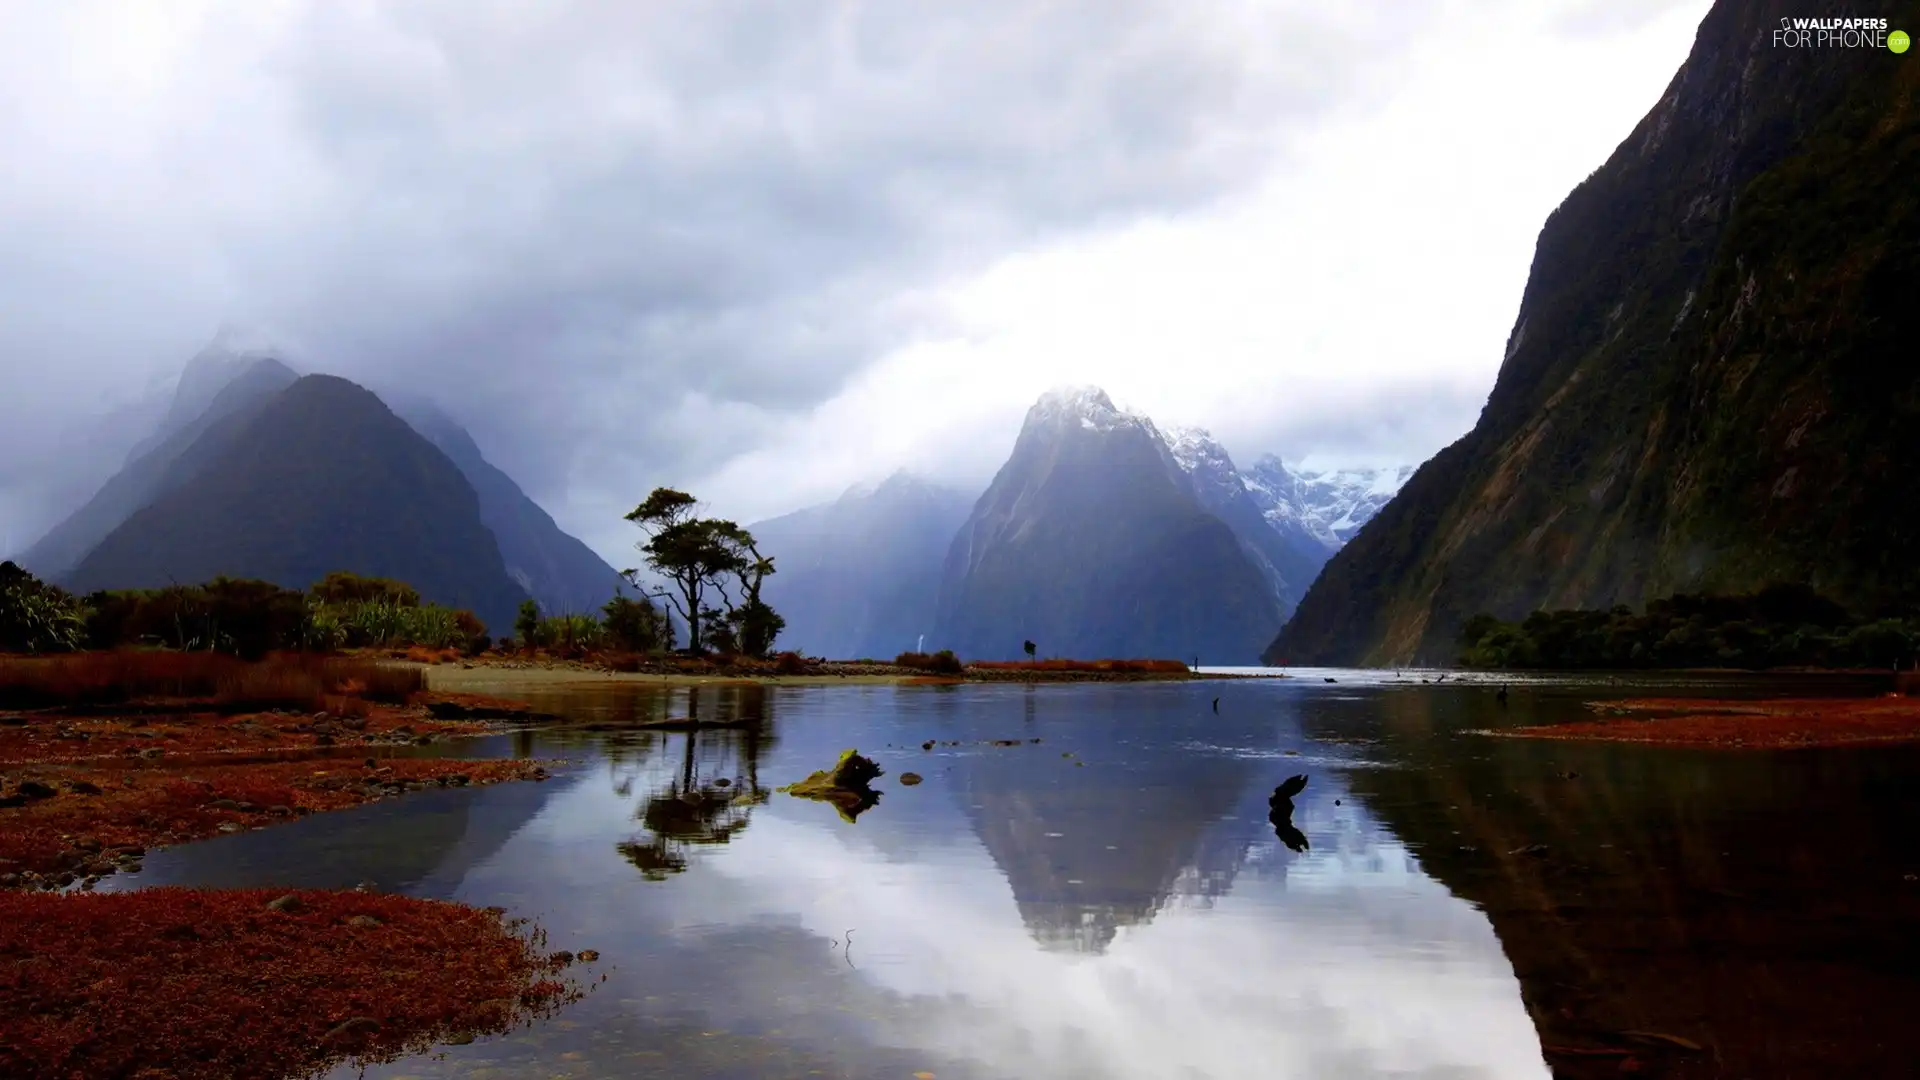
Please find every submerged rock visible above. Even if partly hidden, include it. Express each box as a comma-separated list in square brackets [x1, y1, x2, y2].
[778, 750, 884, 821]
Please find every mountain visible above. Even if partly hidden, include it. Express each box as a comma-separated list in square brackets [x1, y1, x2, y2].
[1269, 0, 1919, 666]
[65, 375, 529, 633]
[1240, 456, 1414, 559]
[950, 736, 1260, 953]
[1159, 427, 1328, 618]
[748, 471, 975, 659]
[932, 387, 1284, 663]
[392, 399, 627, 617]
[123, 324, 291, 464]
[18, 353, 299, 581]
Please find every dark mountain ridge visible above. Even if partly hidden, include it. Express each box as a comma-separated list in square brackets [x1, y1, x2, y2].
[392, 398, 627, 617]
[66, 375, 529, 632]
[19, 355, 299, 582]
[1270, 0, 1919, 665]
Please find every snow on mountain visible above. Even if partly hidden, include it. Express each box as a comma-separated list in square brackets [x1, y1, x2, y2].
[1241, 455, 1415, 553]
[1028, 385, 1159, 437]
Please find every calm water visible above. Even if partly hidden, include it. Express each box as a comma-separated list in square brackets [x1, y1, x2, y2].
[107, 669, 1920, 1079]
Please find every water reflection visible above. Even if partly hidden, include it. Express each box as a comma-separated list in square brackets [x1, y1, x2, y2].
[1268, 774, 1310, 853]
[122, 676, 1596, 1078]
[614, 724, 772, 880]
[1335, 684, 1920, 1080]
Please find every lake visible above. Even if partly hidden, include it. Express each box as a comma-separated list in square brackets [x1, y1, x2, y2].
[105, 669, 1920, 1079]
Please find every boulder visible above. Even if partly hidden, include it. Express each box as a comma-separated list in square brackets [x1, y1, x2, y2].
[778, 749, 884, 821]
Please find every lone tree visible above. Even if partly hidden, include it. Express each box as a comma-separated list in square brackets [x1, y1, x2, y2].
[624, 488, 785, 656]
[1023, 639, 1037, 661]
[716, 522, 785, 657]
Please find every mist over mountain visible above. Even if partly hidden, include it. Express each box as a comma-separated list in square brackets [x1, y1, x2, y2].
[391, 397, 628, 618]
[13, 331, 628, 634]
[749, 472, 975, 659]
[18, 352, 299, 582]
[66, 374, 530, 632]
[932, 387, 1284, 664]
[1271, 0, 1920, 666]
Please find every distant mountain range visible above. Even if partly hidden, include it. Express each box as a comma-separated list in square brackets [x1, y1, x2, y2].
[22, 331, 1410, 657]
[749, 472, 975, 660]
[17, 331, 624, 634]
[753, 386, 1410, 664]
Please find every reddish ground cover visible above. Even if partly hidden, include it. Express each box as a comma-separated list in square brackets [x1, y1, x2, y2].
[0, 701, 501, 766]
[0, 651, 560, 890]
[965, 658, 1191, 673]
[0, 757, 548, 889]
[1497, 696, 1920, 748]
[0, 650, 421, 712]
[0, 887, 590, 1080]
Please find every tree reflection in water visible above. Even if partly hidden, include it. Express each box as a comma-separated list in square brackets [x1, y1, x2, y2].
[611, 685, 776, 880]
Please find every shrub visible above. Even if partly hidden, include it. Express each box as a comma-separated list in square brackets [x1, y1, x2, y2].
[515, 600, 541, 650]
[0, 562, 88, 654]
[309, 571, 421, 608]
[773, 650, 807, 675]
[1455, 583, 1920, 670]
[602, 594, 671, 653]
[894, 650, 964, 674]
[537, 613, 604, 655]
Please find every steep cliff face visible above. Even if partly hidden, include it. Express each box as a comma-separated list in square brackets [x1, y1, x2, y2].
[748, 472, 975, 659]
[394, 399, 628, 618]
[1271, 0, 1919, 665]
[934, 387, 1283, 663]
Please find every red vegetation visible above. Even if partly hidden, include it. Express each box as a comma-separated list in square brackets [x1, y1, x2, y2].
[0, 887, 587, 1080]
[1500, 696, 1920, 749]
[0, 650, 422, 711]
[968, 657, 1191, 674]
[0, 651, 557, 890]
[394, 645, 465, 665]
[0, 758, 548, 887]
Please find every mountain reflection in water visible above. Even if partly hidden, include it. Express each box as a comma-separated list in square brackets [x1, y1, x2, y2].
[115, 671, 1920, 1078]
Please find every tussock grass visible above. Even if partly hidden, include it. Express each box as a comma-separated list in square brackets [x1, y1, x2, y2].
[0, 650, 423, 711]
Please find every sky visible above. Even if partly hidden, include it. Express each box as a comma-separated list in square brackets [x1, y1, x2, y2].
[0, 0, 1711, 566]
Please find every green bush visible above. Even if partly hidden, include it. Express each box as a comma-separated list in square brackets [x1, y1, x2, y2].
[1458, 583, 1920, 670]
[0, 562, 89, 654]
[602, 594, 672, 653]
[54, 572, 488, 657]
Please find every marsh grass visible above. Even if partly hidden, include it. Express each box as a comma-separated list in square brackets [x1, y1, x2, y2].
[0, 650, 423, 711]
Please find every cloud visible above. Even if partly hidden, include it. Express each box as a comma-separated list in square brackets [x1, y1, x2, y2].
[462, 752, 1551, 1079]
[0, 0, 1710, 564]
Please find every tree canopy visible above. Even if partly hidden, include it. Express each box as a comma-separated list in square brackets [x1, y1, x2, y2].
[623, 488, 784, 656]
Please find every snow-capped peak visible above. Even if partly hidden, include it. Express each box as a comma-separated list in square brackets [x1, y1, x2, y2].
[1240, 456, 1413, 552]
[1026, 385, 1152, 435]
[1161, 425, 1234, 475]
